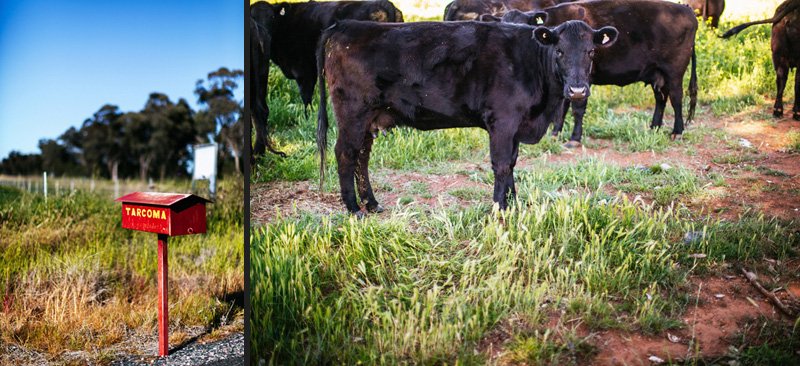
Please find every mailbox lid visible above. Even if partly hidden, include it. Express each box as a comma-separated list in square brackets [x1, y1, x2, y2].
[115, 192, 211, 207]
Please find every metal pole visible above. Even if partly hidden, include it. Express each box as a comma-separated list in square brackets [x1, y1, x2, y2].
[157, 233, 169, 356]
[43, 172, 47, 201]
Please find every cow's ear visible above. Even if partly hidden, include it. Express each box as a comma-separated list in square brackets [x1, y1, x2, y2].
[479, 13, 501, 22]
[593, 26, 618, 48]
[533, 27, 558, 45]
[531, 11, 547, 25]
[501, 10, 529, 24]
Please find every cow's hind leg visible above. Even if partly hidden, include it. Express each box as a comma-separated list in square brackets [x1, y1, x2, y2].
[488, 128, 519, 210]
[667, 79, 685, 138]
[774, 63, 788, 118]
[566, 98, 588, 148]
[356, 131, 383, 213]
[334, 111, 368, 216]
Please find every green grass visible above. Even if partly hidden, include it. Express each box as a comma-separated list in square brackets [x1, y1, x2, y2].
[251, 191, 798, 364]
[787, 131, 800, 153]
[0, 180, 243, 360]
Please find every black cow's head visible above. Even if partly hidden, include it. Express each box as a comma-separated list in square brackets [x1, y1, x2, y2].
[533, 20, 618, 101]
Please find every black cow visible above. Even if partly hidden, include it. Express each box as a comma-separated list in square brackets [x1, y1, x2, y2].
[250, 3, 283, 157]
[685, 0, 725, 28]
[250, 0, 404, 158]
[271, 0, 403, 106]
[495, 0, 698, 146]
[443, 0, 572, 21]
[317, 20, 618, 215]
[722, 0, 799, 121]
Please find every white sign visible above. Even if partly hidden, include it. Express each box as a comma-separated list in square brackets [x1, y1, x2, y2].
[193, 143, 217, 199]
[193, 144, 217, 180]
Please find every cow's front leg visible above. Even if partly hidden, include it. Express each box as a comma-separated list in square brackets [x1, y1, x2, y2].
[356, 132, 383, 213]
[552, 99, 571, 137]
[650, 85, 667, 129]
[489, 130, 519, 210]
[566, 98, 588, 148]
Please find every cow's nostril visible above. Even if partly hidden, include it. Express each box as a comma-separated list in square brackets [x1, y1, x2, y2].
[569, 86, 587, 95]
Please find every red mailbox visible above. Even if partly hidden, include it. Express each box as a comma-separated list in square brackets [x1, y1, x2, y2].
[115, 192, 211, 357]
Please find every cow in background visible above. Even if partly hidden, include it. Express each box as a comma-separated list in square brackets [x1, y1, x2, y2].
[493, 0, 698, 146]
[685, 0, 725, 28]
[250, 2, 284, 157]
[722, 0, 799, 120]
[250, 0, 404, 158]
[271, 0, 403, 107]
[443, 0, 572, 21]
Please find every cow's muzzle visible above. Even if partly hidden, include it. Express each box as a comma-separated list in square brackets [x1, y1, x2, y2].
[567, 86, 588, 101]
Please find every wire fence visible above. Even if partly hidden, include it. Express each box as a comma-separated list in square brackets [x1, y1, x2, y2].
[0, 174, 196, 200]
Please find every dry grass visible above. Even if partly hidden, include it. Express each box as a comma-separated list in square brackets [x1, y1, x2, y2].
[0, 180, 243, 363]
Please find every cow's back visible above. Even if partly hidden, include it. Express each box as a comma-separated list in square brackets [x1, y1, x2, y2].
[444, 0, 567, 21]
[323, 21, 550, 128]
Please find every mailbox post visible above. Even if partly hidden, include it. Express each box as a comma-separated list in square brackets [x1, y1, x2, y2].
[115, 192, 211, 356]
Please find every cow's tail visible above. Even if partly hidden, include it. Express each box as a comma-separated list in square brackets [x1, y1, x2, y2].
[316, 27, 331, 191]
[720, 18, 773, 38]
[720, 2, 800, 38]
[688, 45, 697, 123]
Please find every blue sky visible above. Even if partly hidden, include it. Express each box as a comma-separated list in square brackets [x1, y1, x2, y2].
[0, 0, 243, 158]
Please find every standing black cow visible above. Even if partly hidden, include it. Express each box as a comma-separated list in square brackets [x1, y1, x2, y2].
[250, 0, 404, 158]
[722, 0, 800, 121]
[317, 20, 618, 215]
[496, 0, 698, 146]
[443, 0, 572, 21]
[250, 3, 284, 157]
[685, 0, 725, 28]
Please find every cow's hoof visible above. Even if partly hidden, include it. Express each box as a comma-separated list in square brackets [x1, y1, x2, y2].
[774, 109, 783, 118]
[671, 134, 682, 141]
[353, 210, 366, 220]
[564, 141, 582, 149]
[551, 131, 560, 137]
[367, 204, 385, 213]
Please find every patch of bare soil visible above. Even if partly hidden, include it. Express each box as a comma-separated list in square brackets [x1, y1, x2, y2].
[251, 172, 491, 225]
[250, 181, 341, 223]
[592, 275, 793, 366]
[379, 170, 491, 208]
[477, 273, 798, 366]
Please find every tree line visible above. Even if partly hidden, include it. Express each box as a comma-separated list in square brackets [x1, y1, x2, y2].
[0, 67, 245, 181]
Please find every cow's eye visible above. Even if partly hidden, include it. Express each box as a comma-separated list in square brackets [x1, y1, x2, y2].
[588, 49, 595, 58]
[556, 49, 563, 57]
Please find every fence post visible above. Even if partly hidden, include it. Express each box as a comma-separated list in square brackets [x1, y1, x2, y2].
[43, 172, 48, 201]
